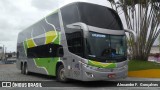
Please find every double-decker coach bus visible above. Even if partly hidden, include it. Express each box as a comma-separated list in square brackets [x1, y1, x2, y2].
[17, 2, 136, 82]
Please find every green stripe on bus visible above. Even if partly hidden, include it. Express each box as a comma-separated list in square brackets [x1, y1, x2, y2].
[26, 39, 36, 48]
[34, 57, 60, 76]
[88, 60, 116, 68]
[23, 30, 61, 76]
[54, 32, 61, 44]
[45, 31, 57, 44]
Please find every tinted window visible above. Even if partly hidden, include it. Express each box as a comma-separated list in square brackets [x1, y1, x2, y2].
[67, 30, 84, 56]
[61, 4, 84, 57]
[61, 4, 80, 26]
[78, 3, 123, 30]
[87, 31, 127, 62]
[27, 44, 63, 58]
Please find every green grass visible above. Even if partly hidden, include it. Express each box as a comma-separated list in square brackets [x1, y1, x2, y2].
[128, 60, 160, 71]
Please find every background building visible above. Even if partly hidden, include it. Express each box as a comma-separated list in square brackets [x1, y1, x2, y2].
[0, 46, 4, 60]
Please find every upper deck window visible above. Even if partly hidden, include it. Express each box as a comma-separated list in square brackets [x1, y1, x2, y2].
[78, 3, 123, 30]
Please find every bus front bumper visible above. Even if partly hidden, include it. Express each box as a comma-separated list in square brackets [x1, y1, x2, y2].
[81, 64, 128, 81]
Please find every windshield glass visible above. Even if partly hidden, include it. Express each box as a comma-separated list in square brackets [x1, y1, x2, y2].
[86, 32, 127, 62]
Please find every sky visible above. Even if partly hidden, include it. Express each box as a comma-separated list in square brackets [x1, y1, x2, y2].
[0, 0, 111, 52]
[0, 0, 159, 52]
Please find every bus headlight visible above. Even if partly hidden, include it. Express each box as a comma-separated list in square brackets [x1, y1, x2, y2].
[85, 72, 94, 78]
[80, 61, 97, 69]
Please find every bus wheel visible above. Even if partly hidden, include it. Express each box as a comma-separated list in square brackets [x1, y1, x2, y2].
[24, 63, 30, 75]
[57, 65, 68, 82]
[21, 64, 24, 74]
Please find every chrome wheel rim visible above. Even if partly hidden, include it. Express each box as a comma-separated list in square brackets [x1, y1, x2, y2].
[25, 67, 28, 74]
[25, 65, 28, 74]
[60, 68, 65, 80]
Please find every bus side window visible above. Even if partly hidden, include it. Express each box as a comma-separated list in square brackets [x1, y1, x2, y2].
[27, 44, 63, 58]
[67, 30, 84, 57]
[57, 46, 64, 57]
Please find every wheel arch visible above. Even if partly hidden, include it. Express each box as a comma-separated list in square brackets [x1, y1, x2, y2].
[56, 61, 64, 76]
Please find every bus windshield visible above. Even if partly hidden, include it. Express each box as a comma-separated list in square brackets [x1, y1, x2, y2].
[86, 32, 127, 62]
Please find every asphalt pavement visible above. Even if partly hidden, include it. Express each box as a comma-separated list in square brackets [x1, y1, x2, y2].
[0, 61, 160, 90]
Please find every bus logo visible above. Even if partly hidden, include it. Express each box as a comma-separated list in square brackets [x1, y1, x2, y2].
[2, 82, 11, 87]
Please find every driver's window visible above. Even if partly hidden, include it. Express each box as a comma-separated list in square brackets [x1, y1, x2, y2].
[67, 29, 84, 57]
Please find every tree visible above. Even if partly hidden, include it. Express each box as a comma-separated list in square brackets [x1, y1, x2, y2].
[108, 0, 160, 61]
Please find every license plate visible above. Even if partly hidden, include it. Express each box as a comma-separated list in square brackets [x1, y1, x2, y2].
[108, 74, 116, 78]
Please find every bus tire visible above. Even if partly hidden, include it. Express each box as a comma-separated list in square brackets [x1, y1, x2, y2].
[21, 64, 25, 74]
[24, 63, 30, 75]
[57, 65, 68, 82]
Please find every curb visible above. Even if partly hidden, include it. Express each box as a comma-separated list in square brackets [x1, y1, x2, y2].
[128, 69, 160, 78]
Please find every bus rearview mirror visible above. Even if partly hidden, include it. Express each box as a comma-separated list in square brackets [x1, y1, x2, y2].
[66, 22, 88, 31]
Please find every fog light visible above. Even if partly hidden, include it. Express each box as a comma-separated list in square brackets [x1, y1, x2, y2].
[85, 72, 94, 78]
